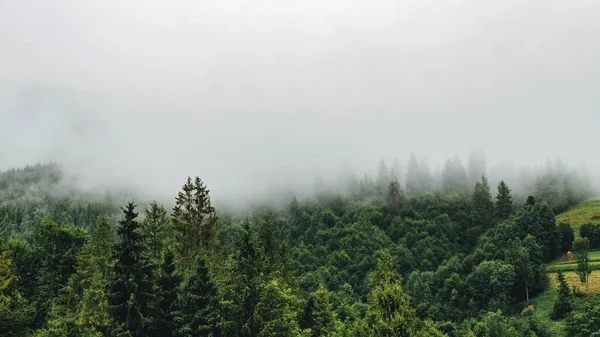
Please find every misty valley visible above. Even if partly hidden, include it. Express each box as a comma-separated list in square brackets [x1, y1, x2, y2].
[0, 157, 598, 337]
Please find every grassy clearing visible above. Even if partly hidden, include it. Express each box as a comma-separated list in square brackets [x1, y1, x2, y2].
[556, 200, 600, 231]
[528, 288, 566, 337]
[548, 271, 600, 293]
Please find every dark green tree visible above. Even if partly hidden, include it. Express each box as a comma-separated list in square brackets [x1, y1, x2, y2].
[472, 175, 494, 229]
[172, 257, 219, 337]
[90, 217, 115, 278]
[172, 177, 218, 271]
[495, 180, 513, 220]
[141, 202, 171, 262]
[148, 251, 181, 337]
[302, 286, 339, 337]
[551, 270, 572, 320]
[526, 196, 536, 206]
[361, 250, 442, 337]
[557, 222, 574, 253]
[109, 202, 155, 336]
[386, 180, 403, 215]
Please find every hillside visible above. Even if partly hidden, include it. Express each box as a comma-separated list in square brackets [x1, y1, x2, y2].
[556, 200, 600, 231]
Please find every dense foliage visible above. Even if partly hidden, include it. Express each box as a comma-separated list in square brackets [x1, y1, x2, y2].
[0, 161, 595, 336]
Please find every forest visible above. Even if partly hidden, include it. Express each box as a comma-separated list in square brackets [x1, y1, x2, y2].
[0, 157, 597, 337]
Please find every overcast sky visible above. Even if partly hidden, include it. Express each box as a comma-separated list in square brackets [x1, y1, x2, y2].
[1, 0, 599, 200]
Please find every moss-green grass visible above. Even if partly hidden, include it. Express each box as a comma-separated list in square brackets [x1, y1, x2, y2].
[556, 200, 600, 232]
[528, 288, 566, 337]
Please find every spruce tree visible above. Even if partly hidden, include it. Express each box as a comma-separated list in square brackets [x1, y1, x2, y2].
[472, 175, 494, 228]
[361, 250, 440, 337]
[90, 217, 115, 278]
[141, 202, 171, 262]
[149, 251, 181, 337]
[495, 180, 513, 219]
[172, 257, 219, 337]
[172, 177, 218, 271]
[386, 180, 403, 215]
[303, 286, 339, 337]
[109, 202, 155, 337]
[552, 270, 572, 320]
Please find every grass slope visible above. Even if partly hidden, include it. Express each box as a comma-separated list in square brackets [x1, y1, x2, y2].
[556, 200, 600, 231]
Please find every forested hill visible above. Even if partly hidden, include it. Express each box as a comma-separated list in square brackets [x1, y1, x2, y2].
[0, 163, 123, 236]
[0, 162, 596, 336]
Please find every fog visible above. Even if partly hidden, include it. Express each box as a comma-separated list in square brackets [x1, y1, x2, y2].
[1, 0, 600, 203]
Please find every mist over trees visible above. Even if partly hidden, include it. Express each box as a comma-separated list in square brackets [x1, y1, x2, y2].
[0, 155, 595, 336]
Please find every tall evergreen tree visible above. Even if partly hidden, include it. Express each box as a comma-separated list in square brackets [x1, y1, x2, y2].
[141, 202, 171, 262]
[472, 175, 494, 228]
[361, 250, 441, 337]
[149, 251, 181, 337]
[552, 270, 572, 320]
[90, 217, 115, 278]
[109, 202, 154, 337]
[302, 286, 339, 337]
[35, 245, 114, 337]
[223, 221, 263, 337]
[386, 180, 403, 215]
[172, 257, 219, 337]
[172, 177, 218, 270]
[495, 180, 513, 220]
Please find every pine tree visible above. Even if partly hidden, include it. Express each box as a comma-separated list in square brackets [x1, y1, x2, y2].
[109, 202, 155, 336]
[552, 271, 572, 320]
[472, 175, 494, 228]
[303, 286, 339, 337]
[361, 250, 439, 337]
[90, 217, 115, 278]
[254, 278, 308, 337]
[386, 180, 403, 214]
[526, 196, 536, 206]
[172, 257, 219, 337]
[141, 202, 171, 262]
[223, 221, 263, 337]
[36, 245, 114, 337]
[172, 177, 218, 271]
[149, 251, 181, 337]
[495, 180, 513, 220]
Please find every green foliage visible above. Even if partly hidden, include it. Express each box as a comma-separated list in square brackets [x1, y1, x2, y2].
[172, 257, 219, 337]
[109, 202, 155, 336]
[495, 180, 513, 220]
[302, 286, 339, 337]
[551, 271, 572, 320]
[360, 250, 442, 337]
[566, 303, 600, 337]
[557, 222, 574, 253]
[0, 163, 597, 336]
[172, 177, 218, 271]
[573, 237, 592, 290]
[141, 202, 171, 262]
[385, 180, 403, 215]
[579, 223, 600, 249]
